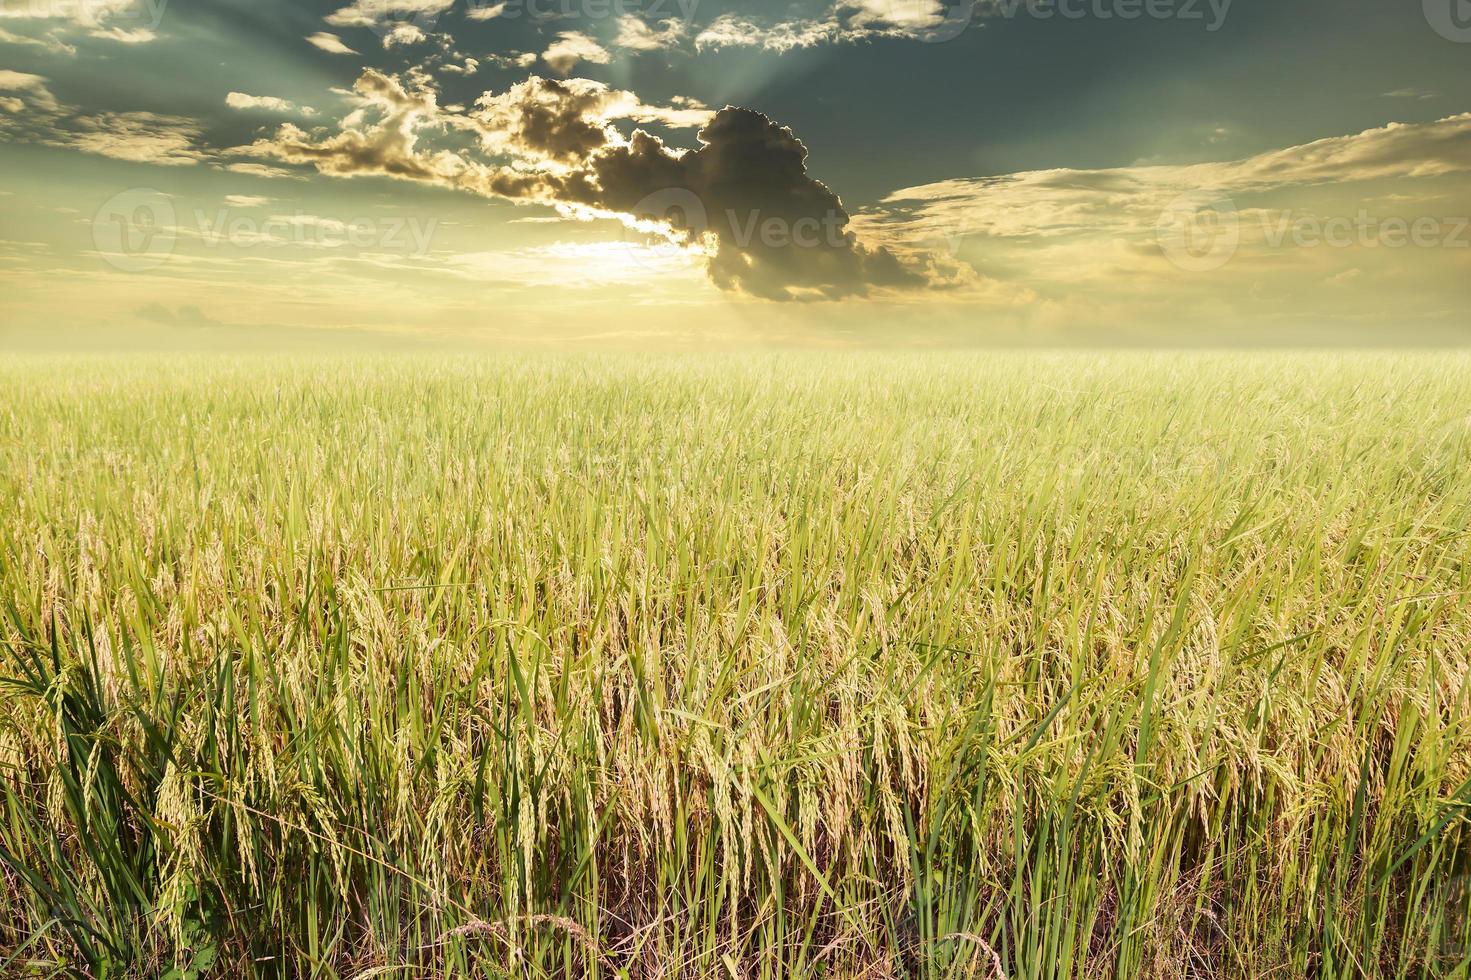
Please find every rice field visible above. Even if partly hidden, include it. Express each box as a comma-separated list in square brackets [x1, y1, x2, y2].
[0, 353, 1468, 979]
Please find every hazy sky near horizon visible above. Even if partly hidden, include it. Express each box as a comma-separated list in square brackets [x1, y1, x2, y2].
[0, 0, 1468, 347]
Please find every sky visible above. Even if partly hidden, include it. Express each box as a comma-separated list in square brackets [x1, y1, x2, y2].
[0, 0, 1468, 348]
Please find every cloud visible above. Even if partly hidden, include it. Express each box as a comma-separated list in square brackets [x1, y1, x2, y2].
[88, 26, 155, 42]
[694, 14, 838, 52]
[239, 72, 707, 186]
[0, 0, 160, 41]
[1382, 88, 1439, 101]
[382, 22, 430, 46]
[239, 71, 950, 301]
[844, 0, 961, 30]
[513, 103, 945, 300]
[542, 32, 610, 74]
[847, 112, 1471, 330]
[470, 76, 711, 161]
[226, 92, 315, 115]
[875, 112, 1471, 246]
[464, 1, 507, 18]
[53, 111, 209, 165]
[235, 68, 465, 184]
[0, 25, 78, 54]
[694, 0, 970, 51]
[615, 16, 687, 52]
[0, 73, 213, 166]
[0, 0, 129, 26]
[307, 31, 359, 54]
[224, 194, 271, 207]
[625, 95, 715, 130]
[440, 56, 479, 74]
[486, 50, 537, 69]
[324, 0, 455, 29]
[0, 69, 59, 111]
[223, 161, 304, 179]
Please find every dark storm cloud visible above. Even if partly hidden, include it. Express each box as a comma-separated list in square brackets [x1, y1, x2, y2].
[476, 90, 940, 300]
[243, 72, 955, 301]
[566, 106, 936, 300]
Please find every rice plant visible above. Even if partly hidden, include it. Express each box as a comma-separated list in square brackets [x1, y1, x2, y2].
[0, 352, 1468, 978]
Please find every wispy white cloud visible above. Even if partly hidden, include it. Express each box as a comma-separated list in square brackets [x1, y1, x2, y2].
[307, 31, 358, 54]
[542, 32, 610, 74]
[223, 161, 305, 179]
[853, 112, 1471, 327]
[0, 0, 163, 42]
[324, 0, 455, 29]
[55, 110, 209, 165]
[1383, 88, 1439, 101]
[0, 69, 59, 111]
[694, 14, 836, 52]
[88, 25, 155, 43]
[464, 1, 507, 19]
[234, 69, 462, 184]
[0, 25, 77, 54]
[875, 113, 1471, 245]
[0, 74, 210, 166]
[439, 55, 478, 74]
[614, 16, 686, 52]
[695, 0, 968, 51]
[486, 50, 536, 69]
[382, 22, 429, 47]
[227, 91, 316, 116]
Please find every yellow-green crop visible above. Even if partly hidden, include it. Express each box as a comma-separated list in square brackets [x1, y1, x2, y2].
[1, 353, 1468, 978]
